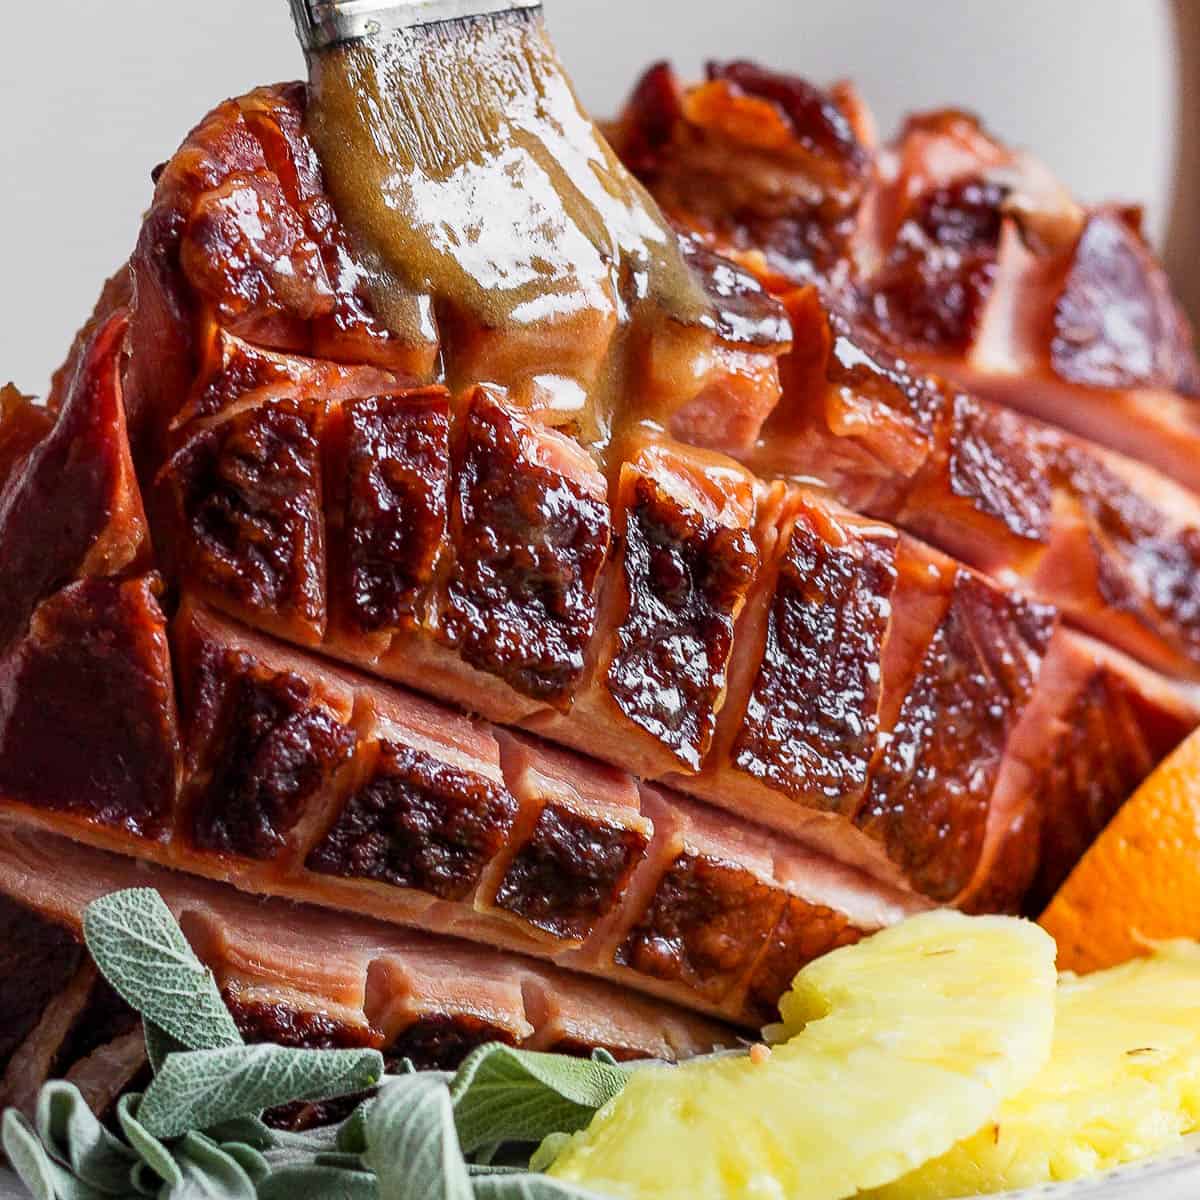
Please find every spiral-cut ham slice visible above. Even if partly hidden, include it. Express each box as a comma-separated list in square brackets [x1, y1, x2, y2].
[0, 828, 735, 1122]
[865, 117, 1200, 491]
[743, 288, 1200, 683]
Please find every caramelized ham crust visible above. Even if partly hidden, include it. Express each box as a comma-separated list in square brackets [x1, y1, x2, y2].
[0, 597, 920, 1027]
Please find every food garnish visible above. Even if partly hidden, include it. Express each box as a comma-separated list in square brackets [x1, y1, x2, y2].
[1042, 725, 1200, 974]
[3, 888, 624, 1200]
[547, 912, 1057, 1199]
[872, 944, 1200, 1197]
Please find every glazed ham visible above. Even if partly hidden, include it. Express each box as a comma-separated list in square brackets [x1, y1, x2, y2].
[3, 26, 1200, 1094]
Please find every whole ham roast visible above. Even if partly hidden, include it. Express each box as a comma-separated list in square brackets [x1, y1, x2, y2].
[2, 12, 1199, 1123]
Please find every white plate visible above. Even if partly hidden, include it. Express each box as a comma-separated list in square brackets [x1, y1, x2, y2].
[990, 1135, 1200, 1198]
[3, 1138, 1200, 1199]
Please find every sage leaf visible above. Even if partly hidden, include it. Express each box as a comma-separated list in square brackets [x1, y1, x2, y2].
[82, 890, 242, 1052]
[40, 1162, 110, 1200]
[116, 1094, 182, 1189]
[265, 1122, 342, 1155]
[313, 1151, 367, 1170]
[35, 1081, 136, 1194]
[3, 1110, 57, 1200]
[364, 1075, 472, 1200]
[129, 1161, 160, 1196]
[260, 1127, 346, 1176]
[216, 1141, 271, 1184]
[258, 1164, 379, 1200]
[471, 1176, 610, 1200]
[168, 1132, 256, 1200]
[1, 1109, 109, 1200]
[202, 1114, 277, 1150]
[451, 1046, 629, 1154]
[138, 1044, 384, 1138]
[143, 1019, 187, 1076]
[336, 1103, 370, 1153]
[528, 1133, 571, 1175]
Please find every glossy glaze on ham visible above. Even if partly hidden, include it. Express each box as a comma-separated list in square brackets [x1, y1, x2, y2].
[2, 56, 1199, 1081]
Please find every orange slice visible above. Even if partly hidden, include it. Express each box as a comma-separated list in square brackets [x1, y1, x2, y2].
[1041, 725, 1200, 973]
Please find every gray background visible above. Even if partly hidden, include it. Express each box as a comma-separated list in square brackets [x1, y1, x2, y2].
[0, 0, 1181, 397]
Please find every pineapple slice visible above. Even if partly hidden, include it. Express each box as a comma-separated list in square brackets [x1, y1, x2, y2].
[548, 911, 1057, 1200]
[870, 943, 1200, 1199]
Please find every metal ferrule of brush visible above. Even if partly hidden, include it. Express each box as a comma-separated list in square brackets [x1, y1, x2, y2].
[289, 0, 542, 51]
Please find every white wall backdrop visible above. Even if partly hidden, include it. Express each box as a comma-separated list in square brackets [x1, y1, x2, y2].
[0, 0, 1179, 395]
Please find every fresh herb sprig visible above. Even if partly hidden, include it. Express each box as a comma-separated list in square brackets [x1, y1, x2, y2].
[2, 889, 620, 1199]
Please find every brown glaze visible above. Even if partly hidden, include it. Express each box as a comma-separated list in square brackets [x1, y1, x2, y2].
[493, 803, 649, 941]
[307, 741, 517, 901]
[942, 392, 1053, 544]
[2, 48, 1190, 1046]
[743, 896, 861, 1023]
[733, 499, 896, 808]
[1059, 448, 1200, 654]
[156, 606, 904, 1026]
[862, 174, 1005, 352]
[614, 59, 1200, 495]
[617, 851, 788, 1002]
[0, 577, 179, 839]
[612, 62, 869, 285]
[677, 236, 794, 350]
[0, 387, 53, 488]
[333, 390, 450, 635]
[0, 833, 737, 1118]
[1026, 662, 1195, 911]
[181, 173, 335, 329]
[0, 312, 146, 656]
[385, 1015, 518, 1072]
[607, 469, 758, 770]
[187, 337, 306, 424]
[225, 988, 381, 1050]
[1053, 211, 1200, 394]
[443, 391, 610, 705]
[858, 573, 1054, 902]
[760, 288, 1200, 683]
[825, 308, 946, 435]
[163, 398, 327, 644]
[179, 637, 356, 860]
[305, 11, 722, 443]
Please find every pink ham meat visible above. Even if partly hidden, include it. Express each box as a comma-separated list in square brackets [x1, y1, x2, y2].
[0, 827, 734, 1122]
[609, 62, 1200, 684]
[2, 70, 1199, 1058]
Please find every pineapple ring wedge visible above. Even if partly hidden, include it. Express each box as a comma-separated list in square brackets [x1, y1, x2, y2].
[869, 942, 1200, 1198]
[549, 911, 1057, 1200]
